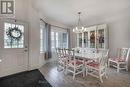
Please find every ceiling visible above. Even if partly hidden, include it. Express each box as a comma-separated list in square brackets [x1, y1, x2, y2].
[32, 0, 130, 27]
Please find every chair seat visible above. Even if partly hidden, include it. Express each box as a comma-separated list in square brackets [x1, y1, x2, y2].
[109, 57, 125, 62]
[70, 59, 83, 66]
[86, 62, 99, 69]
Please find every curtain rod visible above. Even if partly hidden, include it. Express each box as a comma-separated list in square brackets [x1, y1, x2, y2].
[40, 18, 46, 23]
[40, 18, 68, 30]
[51, 24, 67, 30]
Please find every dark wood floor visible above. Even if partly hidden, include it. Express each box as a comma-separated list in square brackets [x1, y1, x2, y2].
[39, 61, 130, 87]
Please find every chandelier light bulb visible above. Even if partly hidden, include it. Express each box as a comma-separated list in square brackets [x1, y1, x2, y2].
[73, 29, 75, 32]
[76, 27, 78, 30]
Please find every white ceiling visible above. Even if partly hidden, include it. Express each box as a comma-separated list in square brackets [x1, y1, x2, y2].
[32, 0, 130, 27]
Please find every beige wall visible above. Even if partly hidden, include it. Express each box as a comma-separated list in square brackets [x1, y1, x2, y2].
[70, 8, 130, 69]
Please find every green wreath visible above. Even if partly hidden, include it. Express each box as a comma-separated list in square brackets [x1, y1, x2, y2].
[6, 27, 22, 41]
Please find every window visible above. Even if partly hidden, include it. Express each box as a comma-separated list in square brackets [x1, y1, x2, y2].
[40, 21, 45, 52]
[56, 32, 58, 48]
[51, 32, 55, 49]
[62, 33, 68, 48]
[4, 22, 24, 48]
[51, 31, 68, 49]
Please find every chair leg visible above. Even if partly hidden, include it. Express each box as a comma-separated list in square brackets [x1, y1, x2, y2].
[73, 74, 75, 80]
[99, 70, 103, 83]
[83, 67, 85, 77]
[99, 76, 103, 83]
[105, 68, 108, 79]
[73, 68, 76, 80]
[57, 63, 63, 72]
[117, 63, 120, 73]
[65, 65, 68, 75]
[63, 63, 66, 71]
[108, 61, 110, 67]
[86, 67, 88, 76]
[126, 65, 128, 71]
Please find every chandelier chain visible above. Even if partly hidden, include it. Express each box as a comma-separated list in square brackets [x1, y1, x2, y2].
[78, 12, 82, 27]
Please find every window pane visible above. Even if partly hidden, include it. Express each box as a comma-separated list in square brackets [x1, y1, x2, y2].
[51, 32, 55, 49]
[4, 22, 24, 48]
[56, 32, 58, 48]
[62, 33, 67, 48]
[40, 22, 45, 52]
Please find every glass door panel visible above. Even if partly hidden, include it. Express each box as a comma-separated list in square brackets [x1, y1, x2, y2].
[90, 31, 95, 48]
[84, 32, 88, 47]
[79, 33, 82, 47]
[4, 23, 24, 48]
[97, 29, 104, 48]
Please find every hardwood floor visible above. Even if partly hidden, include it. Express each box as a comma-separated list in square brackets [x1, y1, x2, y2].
[39, 61, 130, 87]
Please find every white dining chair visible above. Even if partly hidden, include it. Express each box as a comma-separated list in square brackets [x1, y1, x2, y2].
[85, 49, 109, 83]
[65, 49, 84, 80]
[108, 48, 130, 72]
[56, 48, 68, 71]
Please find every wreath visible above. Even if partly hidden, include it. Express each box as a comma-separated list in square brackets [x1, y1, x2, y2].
[6, 27, 22, 41]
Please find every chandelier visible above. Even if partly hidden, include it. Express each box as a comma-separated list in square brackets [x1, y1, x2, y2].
[73, 12, 86, 33]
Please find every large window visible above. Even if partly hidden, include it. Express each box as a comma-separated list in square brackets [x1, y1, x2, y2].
[40, 22, 68, 57]
[4, 22, 24, 48]
[51, 31, 68, 50]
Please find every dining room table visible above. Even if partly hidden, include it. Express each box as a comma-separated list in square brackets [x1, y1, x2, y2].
[74, 51, 103, 61]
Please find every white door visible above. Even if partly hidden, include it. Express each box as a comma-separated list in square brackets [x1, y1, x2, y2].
[0, 19, 29, 77]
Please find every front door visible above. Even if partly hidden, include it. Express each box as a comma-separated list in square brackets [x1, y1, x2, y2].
[0, 19, 29, 77]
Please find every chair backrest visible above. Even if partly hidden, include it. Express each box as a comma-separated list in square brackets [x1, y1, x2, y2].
[119, 48, 130, 63]
[56, 48, 61, 59]
[63, 48, 69, 57]
[74, 47, 83, 53]
[56, 48, 64, 59]
[116, 48, 121, 58]
[99, 49, 109, 68]
[98, 49, 109, 57]
[68, 49, 75, 63]
[68, 49, 75, 58]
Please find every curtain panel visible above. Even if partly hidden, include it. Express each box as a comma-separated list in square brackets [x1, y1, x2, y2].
[67, 29, 71, 48]
[45, 23, 52, 59]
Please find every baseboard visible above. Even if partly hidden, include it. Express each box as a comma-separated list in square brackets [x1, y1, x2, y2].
[0, 64, 45, 78]
[28, 65, 41, 71]
[0, 66, 28, 78]
[45, 58, 57, 63]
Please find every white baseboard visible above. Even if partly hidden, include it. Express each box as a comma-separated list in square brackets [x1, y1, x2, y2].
[28, 64, 41, 71]
[0, 66, 28, 78]
[45, 57, 57, 63]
